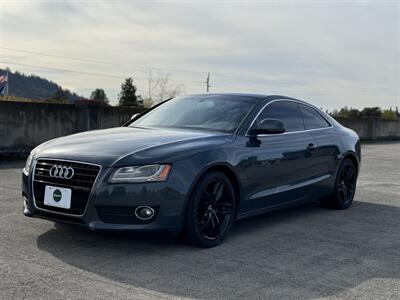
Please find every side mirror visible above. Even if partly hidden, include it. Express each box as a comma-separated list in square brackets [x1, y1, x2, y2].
[131, 113, 141, 120]
[249, 118, 286, 135]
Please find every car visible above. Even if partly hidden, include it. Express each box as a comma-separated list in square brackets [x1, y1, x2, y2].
[22, 93, 361, 247]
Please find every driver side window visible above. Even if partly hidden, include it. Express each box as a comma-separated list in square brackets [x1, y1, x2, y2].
[255, 101, 304, 133]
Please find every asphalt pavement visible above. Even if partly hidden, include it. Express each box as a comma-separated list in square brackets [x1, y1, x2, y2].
[1, 143, 399, 299]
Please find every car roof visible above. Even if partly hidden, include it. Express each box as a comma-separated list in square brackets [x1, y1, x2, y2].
[188, 93, 269, 99]
[185, 93, 311, 104]
[176, 93, 323, 112]
[185, 93, 305, 101]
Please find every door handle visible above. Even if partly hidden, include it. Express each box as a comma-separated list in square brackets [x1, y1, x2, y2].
[307, 143, 316, 152]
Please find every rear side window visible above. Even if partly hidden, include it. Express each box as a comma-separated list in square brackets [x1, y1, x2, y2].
[299, 104, 330, 130]
[255, 101, 304, 132]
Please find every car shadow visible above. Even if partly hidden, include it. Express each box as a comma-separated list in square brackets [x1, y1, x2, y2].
[36, 200, 400, 299]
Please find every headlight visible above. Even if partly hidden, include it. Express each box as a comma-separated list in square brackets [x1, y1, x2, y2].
[23, 153, 34, 175]
[109, 164, 172, 183]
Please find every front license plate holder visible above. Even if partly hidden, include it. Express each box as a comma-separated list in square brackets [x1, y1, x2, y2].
[44, 185, 72, 209]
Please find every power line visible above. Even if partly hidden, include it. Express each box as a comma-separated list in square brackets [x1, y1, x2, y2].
[1, 47, 210, 76]
[2, 47, 148, 72]
[1, 47, 280, 87]
[2, 46, 274, 84]
[4, 61, 393, 101]
[4, 47, 396, 102]
[3, 61, 128, 79]
[2, 61, 205, 86]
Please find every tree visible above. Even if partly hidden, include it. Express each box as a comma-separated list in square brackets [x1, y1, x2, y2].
[90, 88, 109, 104]
[382, 108, 397, 120]
[330, 106, 396, 119]
[156, 73, 183, 102]
[142, 97, 154, 108]
[330, 107, 361, 118]
[360, 107, 382, 118]
[146, 70, 185, 105]
[119, 77, 138, 107]
[347, 108, 361, 118]
[50, 86, 69, 103]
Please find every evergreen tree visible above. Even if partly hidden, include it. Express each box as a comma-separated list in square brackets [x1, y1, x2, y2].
[119, 77, 138, 107]
[90, 88, 109, 104]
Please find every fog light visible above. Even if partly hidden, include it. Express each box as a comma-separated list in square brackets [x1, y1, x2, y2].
[134, 206, 155, 220]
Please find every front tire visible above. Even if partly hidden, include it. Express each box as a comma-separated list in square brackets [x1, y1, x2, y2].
[322, 158, 357, 209]
[184, 171, 236, 248]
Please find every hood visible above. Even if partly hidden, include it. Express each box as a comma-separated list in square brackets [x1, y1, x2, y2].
[34, 127, 229, 166]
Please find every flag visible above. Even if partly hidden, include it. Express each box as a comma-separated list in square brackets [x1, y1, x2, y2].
[0, 73, 7, 95]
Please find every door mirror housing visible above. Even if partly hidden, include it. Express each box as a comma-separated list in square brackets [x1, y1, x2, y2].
[131, 113, 141, 120]
[249, 118, 286, 135]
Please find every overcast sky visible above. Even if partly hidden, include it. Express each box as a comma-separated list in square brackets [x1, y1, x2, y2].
[1, 0, 399, 109]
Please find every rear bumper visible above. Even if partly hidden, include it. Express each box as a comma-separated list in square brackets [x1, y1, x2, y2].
[22, 164, 188, 234]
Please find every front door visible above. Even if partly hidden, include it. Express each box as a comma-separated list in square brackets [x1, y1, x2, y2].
[238, 100, 318, 214]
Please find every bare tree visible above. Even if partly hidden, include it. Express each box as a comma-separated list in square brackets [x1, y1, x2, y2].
[146, 69, 185, 106]
[147, 68, 156, 101]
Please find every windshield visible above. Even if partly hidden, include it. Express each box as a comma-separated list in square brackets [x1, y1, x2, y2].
[130, 95, 258, 133]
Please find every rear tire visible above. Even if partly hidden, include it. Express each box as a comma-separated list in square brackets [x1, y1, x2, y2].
[321, 158, 357, 209]
[184, 171, 236, 248]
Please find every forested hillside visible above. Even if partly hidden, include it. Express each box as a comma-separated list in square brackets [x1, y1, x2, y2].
[0, 68, 84, 102]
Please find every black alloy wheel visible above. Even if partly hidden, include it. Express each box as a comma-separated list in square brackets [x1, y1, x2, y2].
[185, 171, 236, 247]
[337, 162, 357, 205]
[322, 158, 357, 209]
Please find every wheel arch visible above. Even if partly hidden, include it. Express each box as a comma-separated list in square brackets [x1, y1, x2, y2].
[342, 151, 360, 176]
[186, 162, 242, 218]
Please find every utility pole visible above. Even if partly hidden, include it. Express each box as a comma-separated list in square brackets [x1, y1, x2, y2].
[6, 68, 9, 96]
[205, 72, 210, 93]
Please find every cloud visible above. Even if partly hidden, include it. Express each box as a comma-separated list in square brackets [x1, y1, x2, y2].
[1, 0, 399, 109]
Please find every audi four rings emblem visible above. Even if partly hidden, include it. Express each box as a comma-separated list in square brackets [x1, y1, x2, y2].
[49, 165, 75, 179]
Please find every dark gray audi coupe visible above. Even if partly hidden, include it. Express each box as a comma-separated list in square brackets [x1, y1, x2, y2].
[22, 94, 361, 247]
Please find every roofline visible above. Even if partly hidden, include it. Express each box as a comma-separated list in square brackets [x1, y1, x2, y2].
[179, 93, 312, 103]
[181, 93, 270, 99]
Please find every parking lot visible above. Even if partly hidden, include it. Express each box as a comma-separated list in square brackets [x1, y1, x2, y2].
[0, 142, 399, 299]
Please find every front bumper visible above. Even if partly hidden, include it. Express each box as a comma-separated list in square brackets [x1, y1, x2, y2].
[22, 164, 188, 234]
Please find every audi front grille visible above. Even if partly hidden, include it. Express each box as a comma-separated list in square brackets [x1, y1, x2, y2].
[33, 159, 101, 215]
